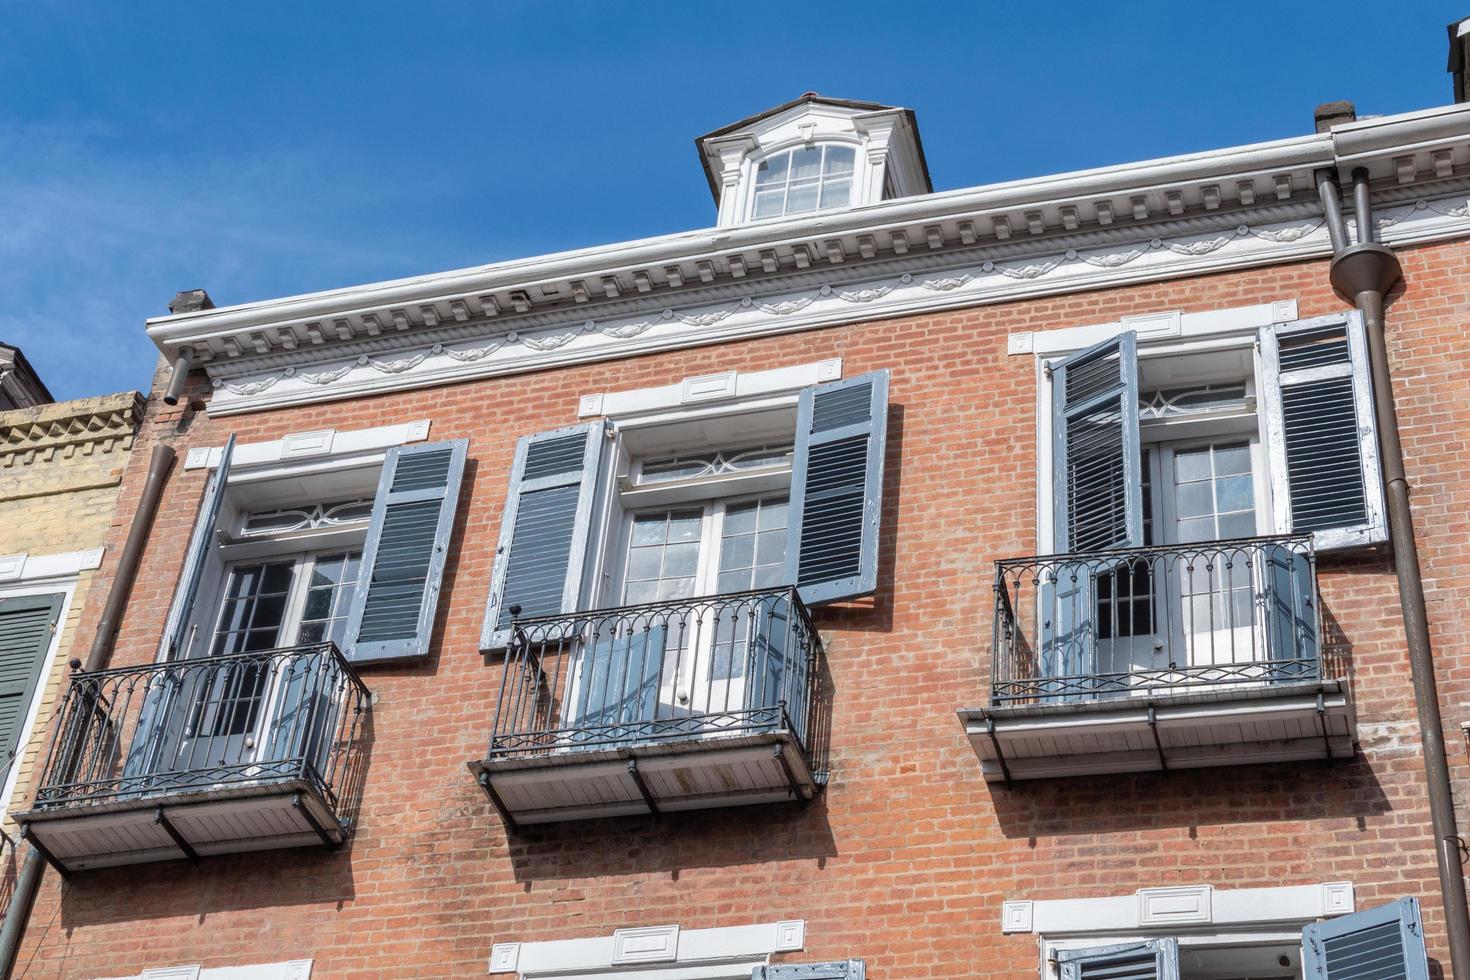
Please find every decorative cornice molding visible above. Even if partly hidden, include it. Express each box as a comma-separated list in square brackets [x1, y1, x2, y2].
[203, 187, 1470, 415]
[0, 392, 144, 464]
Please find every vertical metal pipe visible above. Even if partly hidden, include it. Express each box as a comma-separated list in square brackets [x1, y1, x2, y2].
[161, 348, 193, 407]
[1323, 166, 1470, 979]
[1317, 169, 1350, 252]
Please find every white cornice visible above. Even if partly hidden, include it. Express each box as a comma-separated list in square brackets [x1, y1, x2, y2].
[204, 184, 1470, 415]
[148, 102, 1470, 414]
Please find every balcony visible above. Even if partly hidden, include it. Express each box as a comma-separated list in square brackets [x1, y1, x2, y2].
[471, 587, 829, 827]
[18, 643, 371, 873]
[959, 536, 1354, 781]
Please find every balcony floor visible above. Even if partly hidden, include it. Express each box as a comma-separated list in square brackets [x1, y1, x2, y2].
[960, 678, 1354, 782]
[470, 729, 819, 827]
[17, 777, 347, 873]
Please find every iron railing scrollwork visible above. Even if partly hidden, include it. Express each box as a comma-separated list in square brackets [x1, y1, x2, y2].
[30, 643, 371, 826]
[488, 587, 829, 779]
[990, 535, 1323, 705]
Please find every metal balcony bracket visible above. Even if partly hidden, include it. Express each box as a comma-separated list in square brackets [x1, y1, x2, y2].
[1147, 706, 1169, 773]
[154, 807, 200, 865]
[477, 771, 518, 833]
[1316, 692, 1334, 761]
[984, 715, 1012, 785]
[626, 758, 660, 818]
[772, 743, 808, 803]
[291, 792, 338, 849]
[20, 826, 68, 880]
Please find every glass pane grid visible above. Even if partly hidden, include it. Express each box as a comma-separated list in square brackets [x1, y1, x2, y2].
[750, 145, 856, 218]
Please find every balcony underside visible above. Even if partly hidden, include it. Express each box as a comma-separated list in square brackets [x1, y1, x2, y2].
[18, 777, 347, 873]
[471, 730, 818, 826]
[960, 679, 1354, 782]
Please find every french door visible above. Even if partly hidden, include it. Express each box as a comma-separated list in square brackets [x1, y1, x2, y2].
[150, 551, 360, 786]
[566, 495, 789, 737]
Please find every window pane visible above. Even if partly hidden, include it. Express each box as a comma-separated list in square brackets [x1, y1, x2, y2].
[1214, 443, 1252, 476]
[662, 542, 700, 578]
[626, 546, 662, 582]
[754, 151, 788, 187]
[721, 533, 755, 570]
[785, 182, 819, 214]
[724, 503, 758, 536]
[790, 145, 822, 180]
[631, 516, 665, 546]
[752, 189, 786, 218]
[1175, 481, 1213, 519]
[1174, 448, 1211, 484]
[819, 178, 851, 209]
[668, 512, 702, 542]
[755, 529, 786, 566]
[824, 145, 855, 174]
[1216, 475, 1254, 515]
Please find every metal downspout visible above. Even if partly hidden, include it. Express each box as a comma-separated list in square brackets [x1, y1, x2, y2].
[1318, 166, 1470, 978]
[0, 443, 176, 979]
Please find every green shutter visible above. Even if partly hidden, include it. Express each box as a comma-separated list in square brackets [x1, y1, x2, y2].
[343, 439, 468, 664]
[785, 370, 890, 605]
[0, 593, 63, 768]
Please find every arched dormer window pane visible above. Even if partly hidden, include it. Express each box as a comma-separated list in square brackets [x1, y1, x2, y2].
[751, 144, 856, 219]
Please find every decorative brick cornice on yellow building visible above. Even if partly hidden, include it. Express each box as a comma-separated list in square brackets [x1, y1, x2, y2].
[0, 391, 143, 472]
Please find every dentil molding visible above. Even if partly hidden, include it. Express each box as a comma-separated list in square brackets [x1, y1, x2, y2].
[204, 190, 1470, 416]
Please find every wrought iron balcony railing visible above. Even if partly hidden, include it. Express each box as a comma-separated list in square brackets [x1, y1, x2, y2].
[30, 643, 371, 819]
[488, 587, 829, 777]
[990, 535, 1322, 705]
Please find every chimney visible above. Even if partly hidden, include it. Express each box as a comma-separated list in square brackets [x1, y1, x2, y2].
[1449, 17, 1470, 103]
[1313, 101, 1357, 133]
[168, 289, 215, 315]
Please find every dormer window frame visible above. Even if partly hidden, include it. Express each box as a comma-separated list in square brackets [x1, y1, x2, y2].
[742, 136, 869, 223]
[698, 95, 931, 229]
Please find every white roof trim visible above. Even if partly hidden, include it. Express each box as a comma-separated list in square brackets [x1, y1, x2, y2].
[490, 920, 804, 978]
[184, 419, 430, 471]
[1002, 882, 1354, 936]
[0, 547, 103, 584]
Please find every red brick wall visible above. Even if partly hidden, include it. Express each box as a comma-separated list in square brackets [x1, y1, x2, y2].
[15, 240, 1470, 978]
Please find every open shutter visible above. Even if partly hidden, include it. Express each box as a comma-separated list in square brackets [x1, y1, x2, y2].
[343, 438, 467, 664]
[1058, 939, 1180, 980]
[0, 594, 62, 768]
[480, 423, 605, 650]
[1260, 312, 1387, 551]
[1263, 538, 1320, 680]
[754, 961, 866, 979]
[1051, 331, 1142, 553]
[1301, 897, 1429, 979]
[785, 370, 889, 606]
[159, 435, 235, 659]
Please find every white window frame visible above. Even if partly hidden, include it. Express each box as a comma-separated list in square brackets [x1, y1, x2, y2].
[490, 920, 805, 979]
[743, 140, 864, 222]
[1001, 882, 1354, 980]
[1029, 299, 1390, 556]
[98, 959, 311, 980]
[168, 419, 429, 664]
[576, 359, 841, 612]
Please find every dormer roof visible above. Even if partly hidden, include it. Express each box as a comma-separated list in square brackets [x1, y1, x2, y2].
[695, 93, 932, 226]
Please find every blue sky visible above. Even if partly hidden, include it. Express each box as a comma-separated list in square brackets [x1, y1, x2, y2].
[2, 2, 1465, 399]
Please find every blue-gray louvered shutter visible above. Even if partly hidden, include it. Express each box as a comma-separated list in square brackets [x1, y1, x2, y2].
[1260, 312, 1387, 551]
[784, 370, 889, 606]
[159, 434, 235, 659]
[1263, 537, 1319, 681]
[1058, 939, 1180, 980]
[0, 593, 62, 769]
[1051, 331, 1143, 553]
[1301, 898, 1430, 979]
[480, 423, 605, 650]
[754, 961, 866, 979]
[343, 439, 468, 664]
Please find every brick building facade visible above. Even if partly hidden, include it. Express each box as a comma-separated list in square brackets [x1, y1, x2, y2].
[7, 44, 1470, 980]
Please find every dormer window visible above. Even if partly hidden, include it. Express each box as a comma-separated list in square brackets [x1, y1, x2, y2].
[751, 144, 857, 219]
[697, 93, 932, 229]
